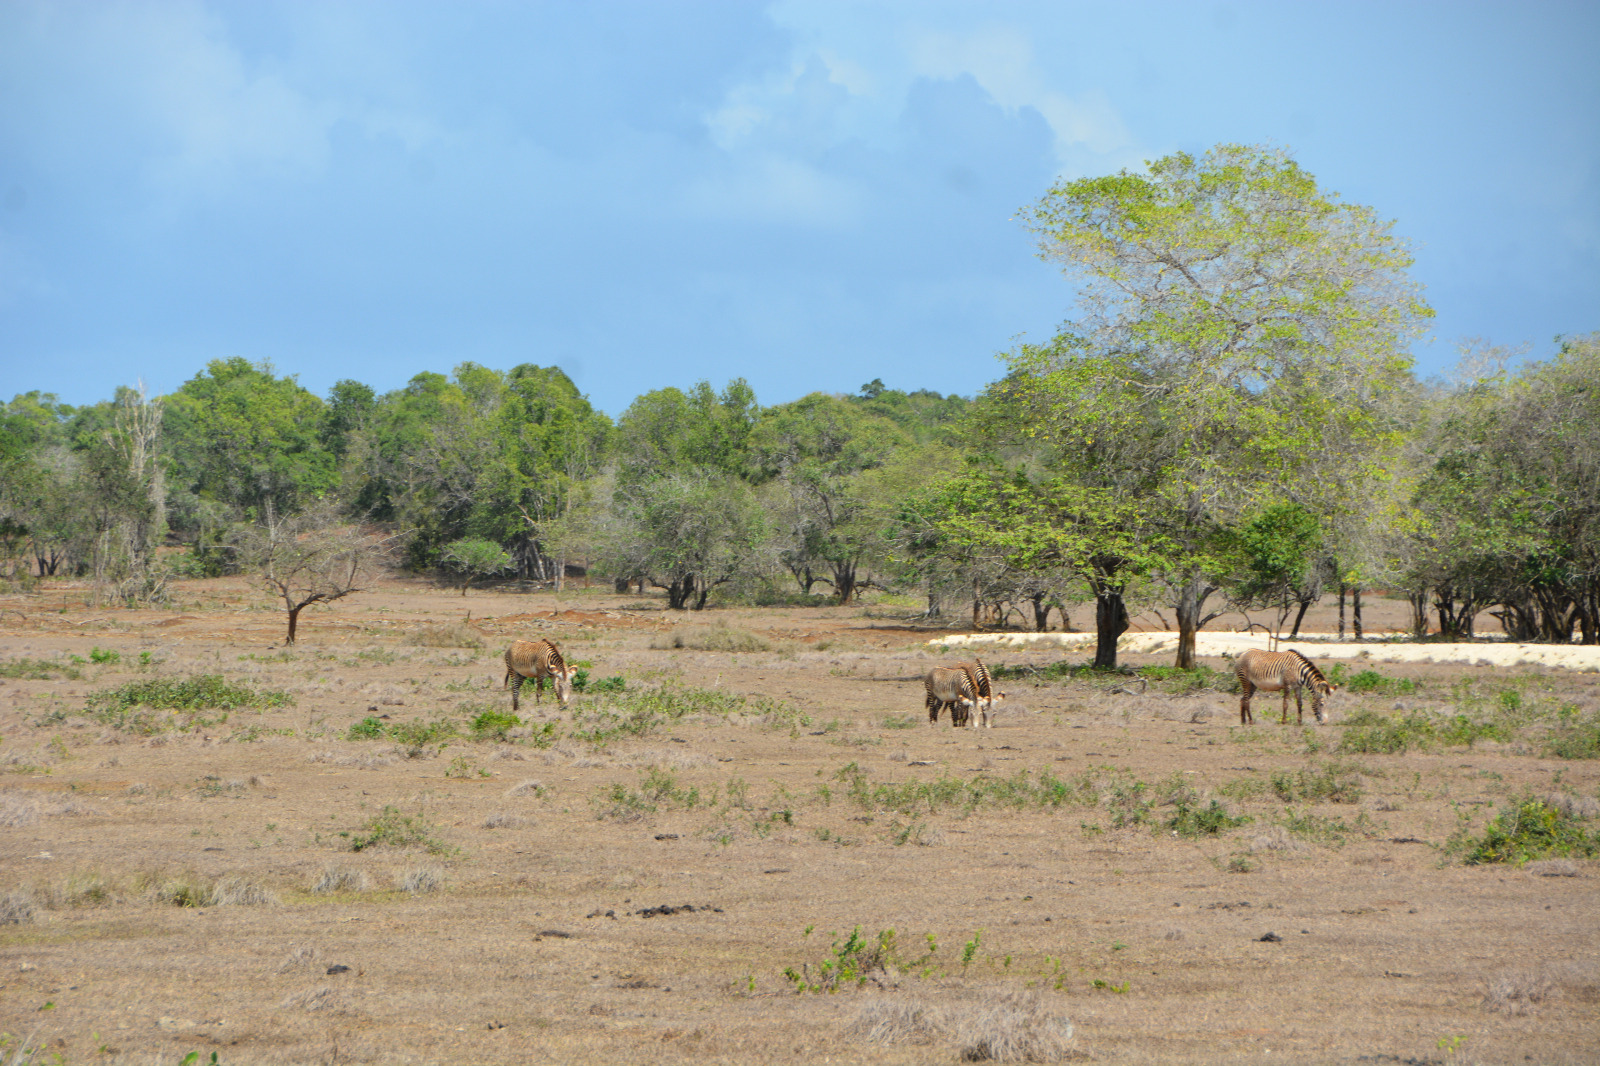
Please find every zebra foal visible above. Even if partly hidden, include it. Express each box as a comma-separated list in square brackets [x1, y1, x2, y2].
[504, 639, 578, 712]
[1234, 649, 1335, 725]
[923, 666, 977, 727]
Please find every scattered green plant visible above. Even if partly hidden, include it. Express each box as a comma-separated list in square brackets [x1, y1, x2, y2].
[1452, 795, 1600, 865]
[782, 926, 939, 992]
[343, 805, 451, 854]
[1166, 798, 1251, 837]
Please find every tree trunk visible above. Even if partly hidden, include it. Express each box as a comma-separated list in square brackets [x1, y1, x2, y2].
[1338, 585, 1346, 640]
[1030, 593, 1051, 632]
[1407, 588, 1429, 638]
[666, 575, 695, 610]
[1290, 596, 1314, 639]
[1172, 576, 1219, 670]
[1352, 587, 1363, 640]
[833, 559, 858, 605]
[1093, 588, 1129, 670]
[614, 577, 631, 593]
[286, 604, 303, 645]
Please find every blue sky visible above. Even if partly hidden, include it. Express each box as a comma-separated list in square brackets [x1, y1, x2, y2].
[1, 1, 1595, 415]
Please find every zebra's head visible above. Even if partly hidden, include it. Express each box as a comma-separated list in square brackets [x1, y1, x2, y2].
[553, 663, 578, 707]
[1311, 678, 1336, 723]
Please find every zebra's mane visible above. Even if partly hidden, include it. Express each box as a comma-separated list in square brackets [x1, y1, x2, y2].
[1287, 649, 1327, 683]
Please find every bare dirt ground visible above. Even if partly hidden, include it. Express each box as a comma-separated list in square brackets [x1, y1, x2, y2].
[1, 577, 1597, 1065]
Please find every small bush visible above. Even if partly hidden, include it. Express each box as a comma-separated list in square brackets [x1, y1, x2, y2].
[1543, 710, 1600, 760]
[650, 625, 770, 653]
[1458, 797, 1600, 865]
[210, 874, 275, 906]
[783, 926, 936, 993]
[86, 675, 292, 734]
[1269, 763, 1366, 804]
[89, 647, 121, 664]
[311, 866, 370, 894]
[344, 805, 451, 854]
[0, 887, 38, 925]
[1137, 663, 1236, 694]
[1484, 969, 1554, 1015]
[398, 866, 443, 895]
[470, 708, 521, 742]
[149, 873, 273, 907]
[587, 675, 626, 694]
[1327, 664, 1418, 695]
[347, 716, 386, 740]
[0, 658, 81, 681]
[1338, 710, 1436, 754]
[1166, 799, 1251, 838]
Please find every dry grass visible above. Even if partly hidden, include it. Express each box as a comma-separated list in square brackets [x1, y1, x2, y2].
[398, 866, 443, 895]
[408, 622, 486, 649]
[848, 989, 1076, 1062]
[1484, 969, 1555, 1015]
[0, 578, 1595, 1065]
[311, 865, 371, 894]
[0, 887, 38, 924]
[650, 624, 770, 652]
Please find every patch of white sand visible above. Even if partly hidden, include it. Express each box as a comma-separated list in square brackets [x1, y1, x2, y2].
[928, 631, 1600, 672]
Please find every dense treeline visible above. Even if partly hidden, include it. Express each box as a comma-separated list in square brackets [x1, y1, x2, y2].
[2, 145, 1596, 657]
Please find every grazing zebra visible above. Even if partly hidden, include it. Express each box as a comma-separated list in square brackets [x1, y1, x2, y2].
[504, 639, 578, 712]
[923, 666, 977, 727]
[1234, 649, 1336, 725]
[954, 658, 1008, 728]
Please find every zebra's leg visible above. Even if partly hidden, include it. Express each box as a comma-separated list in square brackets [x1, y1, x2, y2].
[534, 674, 544, 704]
[1239, 680, 1254, 725]
[927, 693, 941, 725]
[1280, 686, 1290, 725]
[1294, 684, 1304, 725]
[509, 675, 522, 713]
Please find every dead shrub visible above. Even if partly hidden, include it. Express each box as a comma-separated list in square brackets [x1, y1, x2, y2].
[1524, 859, 1579, 877]
[312, 866, 371, 894]
[1543, 793, 1600, 820]
[280, 986, 342, 1012]
[0, 792, 40, 828]
[1484, 969, 1554, 1015]
[1249, 826, 1304, 853]
[398, 866, 443, 895]
[848, 990, 1075, 1063]
[0, 887, 38, 925]
[209, 874, 275, 906]
[848, 997, 948, 1047]
[408, 623, 485, 649]
[483, 811, 533, 829]
[1162, 928, 1184, 941]
[650, 625, 770, 653]
[955, 990, 1077, 1063]
[506, 779, 545, 798]
[275, 944, 318, 974]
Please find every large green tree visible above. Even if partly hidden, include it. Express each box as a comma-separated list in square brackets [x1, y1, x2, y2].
[165, 358, 335, 527]
[988, 144, 1430, 667]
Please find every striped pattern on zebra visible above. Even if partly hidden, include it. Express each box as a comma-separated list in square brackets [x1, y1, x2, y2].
[954, 658, 1008, 728]
[504, 639, 578, 711]
[923, 666, 977, 727]
[1234, 649, 1335, 725]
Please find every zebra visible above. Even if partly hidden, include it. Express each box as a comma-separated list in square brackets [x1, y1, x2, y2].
[953, 658, 1008, 728]
[504, 639, 578, 712]
[1234, 649, 1336, 725]
[923, 666, 977, 727]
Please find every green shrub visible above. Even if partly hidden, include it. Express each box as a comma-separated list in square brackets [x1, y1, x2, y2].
[344, 805, 451, 853]
[782, 926, 939, 993]
[1138, 664, 1236, 694]
[588, 675, 626, 693]
[347, 716, 386, 740]
[88, 675, 291, 713]
[1328, 664, 1419, 695]
[89, 647, 121, 664]
[1269, 762, 1365, 804]
[470, 709, 521, 741]
[1543, 709, 1600, 760]
[0, 658, 80, 681]
[1458, 797, 1600, 865]
[1338, 710, 1436, 754]
[1166, 799, 1251, 837]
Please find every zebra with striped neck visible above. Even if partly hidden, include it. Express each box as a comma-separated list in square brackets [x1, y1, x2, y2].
[923, 666, 977, 727]
[1234, 648, 1336, 725]
[953, 658, 1008, 728]
[504, 639, 577, 711]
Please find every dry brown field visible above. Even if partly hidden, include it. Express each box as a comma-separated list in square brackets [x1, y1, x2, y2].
[1, 577, 1597, 1066]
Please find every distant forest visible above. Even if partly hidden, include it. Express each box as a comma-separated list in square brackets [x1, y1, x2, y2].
[4, 145, 1596, 662]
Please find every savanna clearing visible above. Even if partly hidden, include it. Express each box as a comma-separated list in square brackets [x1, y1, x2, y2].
[2, 577, 1597, 1066]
